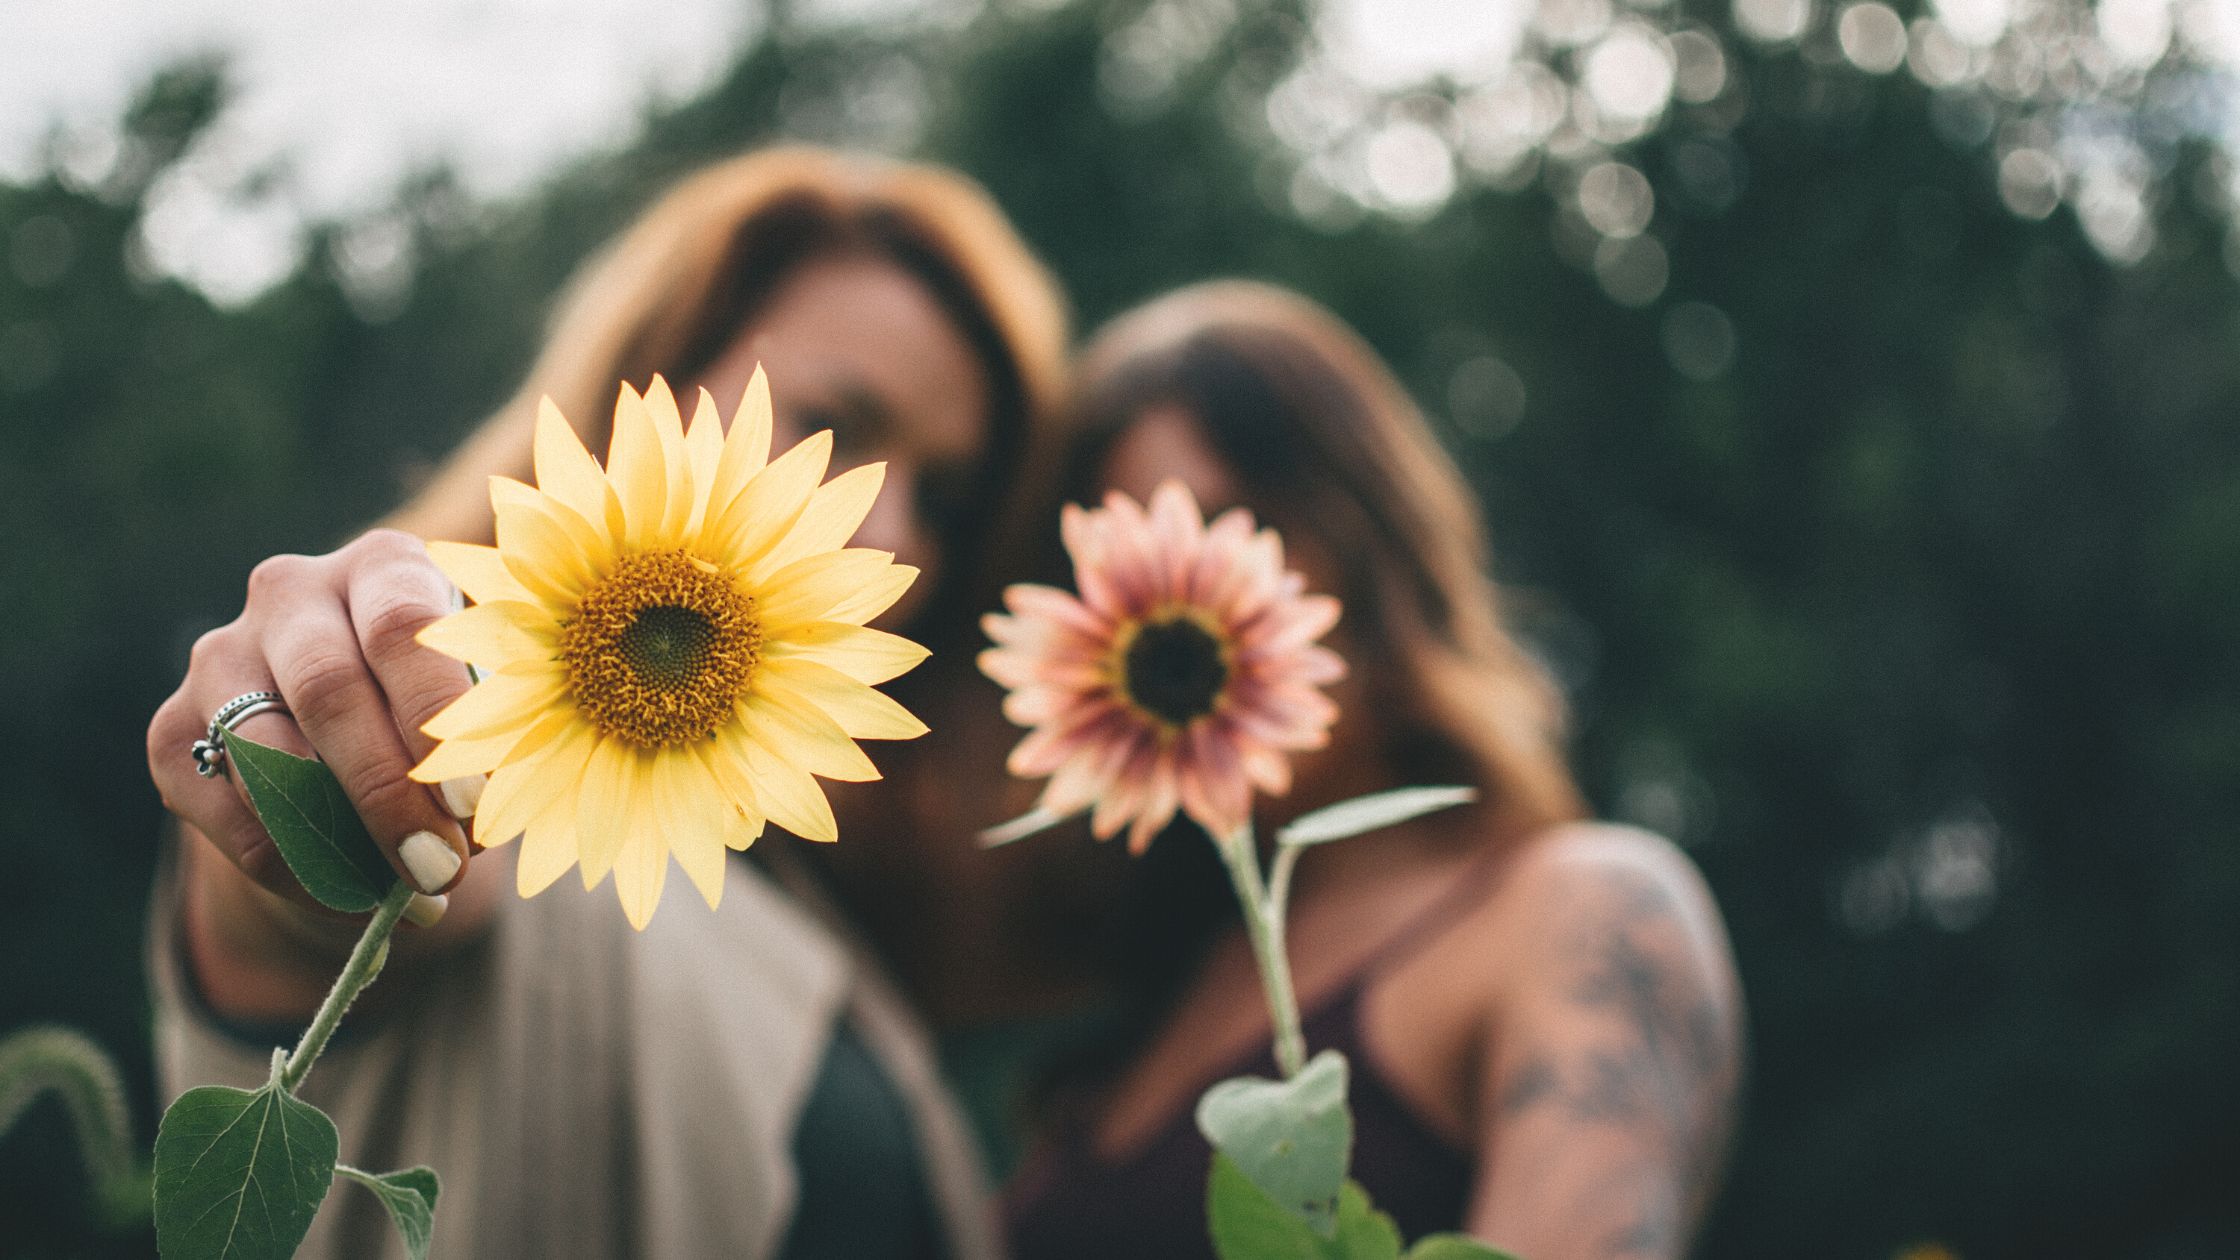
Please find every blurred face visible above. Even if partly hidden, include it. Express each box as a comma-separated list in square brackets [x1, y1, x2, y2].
[694, 252, 991, 628]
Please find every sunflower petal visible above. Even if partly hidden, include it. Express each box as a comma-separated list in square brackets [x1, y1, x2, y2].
[607, 383, 669, 552]
[642, 750, 724, 909]
[745, 742, 838, 842]
[753, 462, 884, 577]
[756, 548, 904, 631]
[643, 375, 696, 544]
[764, 621, 930, 685]
[409, 706, 570, 784]
[683, 387, 726, 538]
[491, 477, 607, 604]
[704, 430, 831, 566]
[758, 657, 927, 741]
[425, 540, 532, 606]
[823, 564, 919, 627]
[739, 691, 882, 782]
[652, 757, 728, 910]
[534, 396, 622, 539]
[415, 600, 555, 670]
[473, 720, 591, 850]
[708, 365, 774, 516]
[515, 800, 581, 898]
[611, 818, 669, 931]
[422, 663, 570, 741]
[576, 737, 638, 889]
[700, 727, 767, 823]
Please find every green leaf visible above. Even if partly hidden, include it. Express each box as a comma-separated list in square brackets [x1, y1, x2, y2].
[1208, 1152, 1326, 1260]
[225, 731, 395, 912]
[1197, 1049, 1352, 1236]
[1404, 1235, 1521, 1260]
[338, 1164, 440, 1260]
[1329, 1182, 1404, 1260]
[1276, 787, 1477, 849]
[153, 1083, 337, 1260]
[1207, 1157, 1406, 1260]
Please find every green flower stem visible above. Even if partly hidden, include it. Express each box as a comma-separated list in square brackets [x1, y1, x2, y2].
[0, 1026, 149, 1225]
[280, 879, 414, 1094]
[1217, 826, 1307, 1079]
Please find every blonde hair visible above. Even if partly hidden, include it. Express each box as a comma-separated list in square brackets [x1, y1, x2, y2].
[1067, 281, 1585, 841]
[392, 146, 1069, 566]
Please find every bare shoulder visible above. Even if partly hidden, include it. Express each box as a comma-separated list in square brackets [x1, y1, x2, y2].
[1488, 822, 1732, 977]
[1480, 820, 1744, 1151]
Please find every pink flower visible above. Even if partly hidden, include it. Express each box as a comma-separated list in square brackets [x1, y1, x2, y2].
[980, 481, 1345, 852]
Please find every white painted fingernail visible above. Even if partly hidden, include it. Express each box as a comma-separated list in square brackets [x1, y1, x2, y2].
[439, 775, 485, 821]
[399, 831, 462, 894]
[402, 893, 449, 928]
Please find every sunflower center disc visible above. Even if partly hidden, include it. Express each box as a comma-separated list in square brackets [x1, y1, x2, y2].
[1121, 615, 1230, 727]
[561, 550, 761, 747]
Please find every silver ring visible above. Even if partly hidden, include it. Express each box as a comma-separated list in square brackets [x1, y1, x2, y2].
[190, 690, 291, 779]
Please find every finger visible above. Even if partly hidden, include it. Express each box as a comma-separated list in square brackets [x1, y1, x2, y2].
[149, 633, 322, 907]
[264, 591, 469, 896]
[341, 533, 481, 821]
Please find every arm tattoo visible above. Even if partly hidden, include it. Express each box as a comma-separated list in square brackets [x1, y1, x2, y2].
[1498, 869, 1739, 1257]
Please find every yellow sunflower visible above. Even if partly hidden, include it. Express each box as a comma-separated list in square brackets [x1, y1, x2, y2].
[407, 370, 929, 928]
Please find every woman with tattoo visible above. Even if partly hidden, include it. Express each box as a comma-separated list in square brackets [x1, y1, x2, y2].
[1004, 281, 1746, 1260]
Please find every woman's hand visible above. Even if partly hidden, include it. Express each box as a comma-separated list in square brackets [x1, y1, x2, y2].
[149, 530, 486, 968]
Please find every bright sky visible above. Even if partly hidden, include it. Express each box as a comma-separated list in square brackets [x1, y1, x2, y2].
[0, 0, 1525, 300]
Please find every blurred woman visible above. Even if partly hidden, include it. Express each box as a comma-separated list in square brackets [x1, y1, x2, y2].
[145, 146, 1069, 1259]
[1003, 282, 1744, 1260]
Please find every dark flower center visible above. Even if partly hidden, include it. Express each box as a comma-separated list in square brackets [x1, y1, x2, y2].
[1121, 615, 1230, 727]
[559, 550, 761, 747]
[620, 606, 719, 688]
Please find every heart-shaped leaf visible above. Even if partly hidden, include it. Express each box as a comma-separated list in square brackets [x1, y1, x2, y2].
[338, 1164, 440, 1260]
[225, 731, 394, 912]
[153, 1082, 337, 1260]
[1277, 787, 1477, 850]
[1197, 1049, 1351, 1236]
[1404, 1235, 1521, 1260]
[1207, 1155, 1405, 1260]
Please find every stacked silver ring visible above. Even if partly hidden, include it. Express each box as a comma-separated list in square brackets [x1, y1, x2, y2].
[190, 690, 291, 779]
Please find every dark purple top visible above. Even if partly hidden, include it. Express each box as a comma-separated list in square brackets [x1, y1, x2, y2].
[1004, 861, 1497, 1259]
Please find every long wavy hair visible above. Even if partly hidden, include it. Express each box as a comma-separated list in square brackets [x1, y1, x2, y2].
[1044, 282, 1588, 1049]
[1066, 280, 1583, 837]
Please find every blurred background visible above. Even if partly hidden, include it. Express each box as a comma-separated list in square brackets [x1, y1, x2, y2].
[3, 0, 2237, 1256]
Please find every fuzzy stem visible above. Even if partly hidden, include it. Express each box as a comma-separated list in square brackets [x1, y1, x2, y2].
[281, 879, 414, 1093]
[1216, 826, 1307, 1079]
[0, 1026, 148, 1224]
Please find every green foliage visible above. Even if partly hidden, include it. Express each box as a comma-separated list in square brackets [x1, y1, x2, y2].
[1208, 1154, 1395, 1260]
[0, 1028, 149, 1231]
[336, 1165, 440, 1260]
[1209, 1155, 1514, 1260]
[1276, 787, 1479, 849]
[151, 1079, 336, 1260]
[222, 733, 394, 913]
[1197, 1051, 1351, 1236]
[1403, 1237, 1519, 1260]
